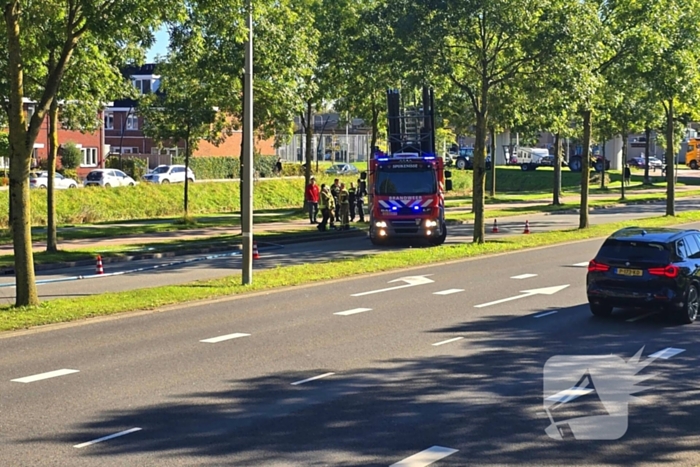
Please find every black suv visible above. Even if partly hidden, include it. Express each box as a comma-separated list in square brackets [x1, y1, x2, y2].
[587, 227, 700, 324]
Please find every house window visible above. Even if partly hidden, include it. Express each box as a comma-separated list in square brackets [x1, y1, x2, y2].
[133, 79, 151, 94]
[104, 113, 114, 130]
[81, 147, 98, 167]
[126, 114, 138, 130]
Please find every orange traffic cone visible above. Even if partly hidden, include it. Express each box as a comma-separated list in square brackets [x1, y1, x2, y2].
[253, 242, 260, 260]
[523, 220, 530, 234]
[492, 219, 499, 233]
[96, 255, 104, 274]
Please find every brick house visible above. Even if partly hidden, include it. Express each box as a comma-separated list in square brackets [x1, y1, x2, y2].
[22, 99, 108, 179]
[104, 64, 275, 167]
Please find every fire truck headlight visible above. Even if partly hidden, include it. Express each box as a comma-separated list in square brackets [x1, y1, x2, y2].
[426, 230, 432, 236]
[379, 229, 387, 237]
[375, 221, 387, 228]
[425, 219, 438, 228]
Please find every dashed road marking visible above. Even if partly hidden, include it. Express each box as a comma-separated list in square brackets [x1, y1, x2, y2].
[432, 337, 464, 346]
[11, 369, 79, 383]
[432, 289, 464, 296]
[74, 428, 142, 449]
[334, 308, 372, 316]
[650, 347, 686, 359]
[291, 372, 335, 386]
[200, 333, 251, 343]
[534, 311, 558, 318]
[626, 312, 658, 322]
[391, 446, 459, 466]
[511, 273, 537, 280]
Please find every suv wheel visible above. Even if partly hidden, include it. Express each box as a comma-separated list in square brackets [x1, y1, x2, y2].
[104, 183, 111, 188]
[679, 284, 699, 324]
[589, 301, 613, 317]
[161, 179, 170, 184]
[691, 160, 698, 170]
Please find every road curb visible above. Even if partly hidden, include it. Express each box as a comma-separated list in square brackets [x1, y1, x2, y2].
[0, 228, 366, 275]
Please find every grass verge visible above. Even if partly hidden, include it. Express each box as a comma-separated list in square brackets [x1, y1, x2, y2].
[3, 211, 700, 331]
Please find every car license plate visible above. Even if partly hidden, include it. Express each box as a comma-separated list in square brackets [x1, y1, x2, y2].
[616, 268, 643, 276]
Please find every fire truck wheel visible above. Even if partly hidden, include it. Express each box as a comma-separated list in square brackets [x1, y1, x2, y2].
[432, 223, 447, 245]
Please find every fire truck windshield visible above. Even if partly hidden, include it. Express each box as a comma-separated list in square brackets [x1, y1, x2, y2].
[375, 168, 437, 195]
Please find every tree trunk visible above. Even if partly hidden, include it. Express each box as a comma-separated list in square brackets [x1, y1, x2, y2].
[370, 101, 379, 157]
[5, 2, 39, 306]
[472, 83, 489, 244]
[304, 100, 313, 187]
[553, 132, 562, 205]
[665, 99, 675, 216]
[46, 98, 59, 252]
[489, 127, 496, 198]
[600, 138, 606, 190]
[644, 127, 651, 184]
[579, 109, 592, 229]
[621, 129, 628, 200]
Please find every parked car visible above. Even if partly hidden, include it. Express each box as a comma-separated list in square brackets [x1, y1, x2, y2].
[29, 171, 78, 189]
[143, 165, 195, 184]
[586, 227, 700, 324]
[84, 169, 137, 188]
[627, 156, 663, 169]
[325, 163, 360, 175]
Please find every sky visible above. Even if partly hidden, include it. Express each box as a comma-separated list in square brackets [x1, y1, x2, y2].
[145, 27, 169, 63]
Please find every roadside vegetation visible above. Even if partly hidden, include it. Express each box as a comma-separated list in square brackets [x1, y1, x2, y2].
[4, 211, 700, 331]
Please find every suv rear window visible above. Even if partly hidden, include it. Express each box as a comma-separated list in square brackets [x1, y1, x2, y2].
[597, 239, 670, 263]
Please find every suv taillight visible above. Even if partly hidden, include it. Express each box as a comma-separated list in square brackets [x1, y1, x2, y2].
[588, 259, 610, 272]
[648, 265, 679, 278]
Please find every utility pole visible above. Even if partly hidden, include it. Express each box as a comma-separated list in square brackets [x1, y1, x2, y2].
[241, 0, 254, 285]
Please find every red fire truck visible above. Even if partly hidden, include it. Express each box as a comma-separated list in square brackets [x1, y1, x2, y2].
[362, 87, 453, 246]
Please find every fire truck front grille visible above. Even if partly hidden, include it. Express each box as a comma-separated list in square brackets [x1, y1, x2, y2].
[390, 220, 421, 234]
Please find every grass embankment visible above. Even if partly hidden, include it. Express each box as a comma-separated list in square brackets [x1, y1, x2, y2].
[3, 211, 700, 331]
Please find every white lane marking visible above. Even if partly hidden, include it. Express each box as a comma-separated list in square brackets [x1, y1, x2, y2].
[626, 312, 658, 322]
[433, 289, 464, 296]
[291, 372, 335, 386]
[534, 311, 558, 318]
[200, 333, 251, 343]
[545, 386, 594, 404]
[573, 262, 590, 267]
[351, 275, 434, 297]
[474, 285, 569, 308]
[11, 369, 79, 383]
[334, 308, 371, 316]
[432, 337, 464, 346]
[391, 446, 459, 466]
[511, 273, 538, 280]
[73, 428, 142, 449]
[649, 347, 686, 360]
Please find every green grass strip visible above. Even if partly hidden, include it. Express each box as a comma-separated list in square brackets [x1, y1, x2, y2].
[2, 211, 700, 332]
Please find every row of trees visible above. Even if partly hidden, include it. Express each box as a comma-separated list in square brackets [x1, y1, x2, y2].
[3, 0, 700, 307]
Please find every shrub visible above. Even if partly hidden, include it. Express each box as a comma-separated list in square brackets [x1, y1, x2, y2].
[106, 156, 148, 180]
[61, 168, 79, 182]
[60, 142, 82, 169]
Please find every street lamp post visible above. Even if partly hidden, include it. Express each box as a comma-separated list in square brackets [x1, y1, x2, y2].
[241, 0, 254, 285]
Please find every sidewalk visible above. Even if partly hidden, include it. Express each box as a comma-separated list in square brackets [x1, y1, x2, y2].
[1, 185, 696, 257]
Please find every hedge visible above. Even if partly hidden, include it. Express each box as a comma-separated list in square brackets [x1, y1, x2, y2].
[171, 154, 279, 180]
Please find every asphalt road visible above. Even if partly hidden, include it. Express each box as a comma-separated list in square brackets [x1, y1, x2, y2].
[1, 231, 699, 465]
[0, 198, 699, 304]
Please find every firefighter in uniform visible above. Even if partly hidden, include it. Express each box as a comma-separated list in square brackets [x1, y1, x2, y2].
[339, 183, 350, 230]
[348, 182, 357, 221]
[330, 178, 341, 221]
[356, 178, 366, 223]
[317, 184, 335, 231]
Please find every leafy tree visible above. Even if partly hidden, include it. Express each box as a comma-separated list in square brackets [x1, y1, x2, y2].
[393, 0, 569, 243]
[59, 142, 81, 169]
[638, 0, 700, 216]
[140, 42, 226, 217]
[0, 0, 178, 306]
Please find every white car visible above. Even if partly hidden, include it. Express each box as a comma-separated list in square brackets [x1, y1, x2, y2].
[84, 169, 137, 187]
[142, 165, 195, 184]
[29, 171, 78, 189]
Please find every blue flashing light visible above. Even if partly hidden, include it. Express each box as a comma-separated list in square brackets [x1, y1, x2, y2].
[413, 205, 421, 211]
[423, 156, 436, 160]
[377, 157, 389, 162]
[391, 206, 398, 211]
